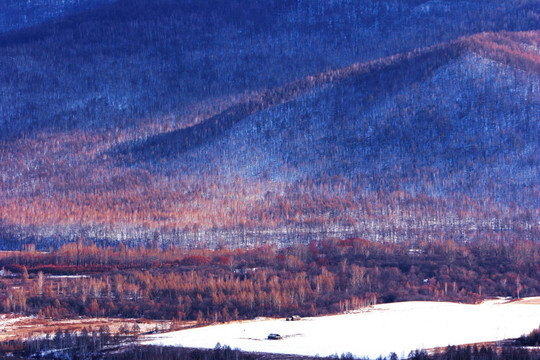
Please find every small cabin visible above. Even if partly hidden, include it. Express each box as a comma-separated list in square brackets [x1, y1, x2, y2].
[286, 315, 301, 321]
[408, 248, 424, 255]
[267, 333, 282, 340]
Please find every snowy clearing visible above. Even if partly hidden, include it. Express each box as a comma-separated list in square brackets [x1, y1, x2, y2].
[144, 297, 540, 359]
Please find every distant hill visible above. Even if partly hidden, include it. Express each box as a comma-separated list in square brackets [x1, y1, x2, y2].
[0, 0, 538, 249]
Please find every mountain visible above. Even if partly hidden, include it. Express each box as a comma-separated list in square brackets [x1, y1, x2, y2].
[110, 32, 539, 246]
[1, 0, 538, 137]
[0, 0, 538, 249]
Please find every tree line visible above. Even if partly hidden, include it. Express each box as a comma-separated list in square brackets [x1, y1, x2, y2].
[1, 238, 539, 322]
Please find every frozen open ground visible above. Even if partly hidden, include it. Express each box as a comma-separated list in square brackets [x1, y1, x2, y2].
[144, 297, 540, 359]
[0, 315, 170, 341]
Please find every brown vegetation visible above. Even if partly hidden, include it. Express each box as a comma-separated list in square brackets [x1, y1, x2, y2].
[1, 238, 539, 323]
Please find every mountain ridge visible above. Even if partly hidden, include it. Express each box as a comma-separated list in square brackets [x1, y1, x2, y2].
[115, 31, 539, 164]
[115, 38, 464, 162]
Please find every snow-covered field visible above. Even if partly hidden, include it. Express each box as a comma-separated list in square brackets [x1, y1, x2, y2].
[144, 297, 540, 359]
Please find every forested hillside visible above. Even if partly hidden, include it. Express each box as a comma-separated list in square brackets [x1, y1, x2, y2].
[0, 0, 538, 248]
